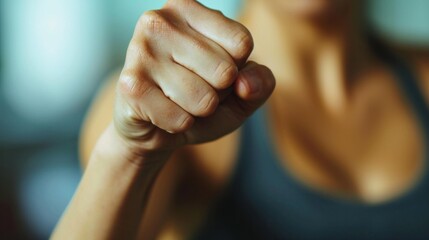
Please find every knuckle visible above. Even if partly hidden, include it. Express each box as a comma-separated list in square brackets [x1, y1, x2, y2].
[138, 10, 172, 36]
[194, 92, 219, 117]
[158, 113, 193, 134]
[173, 114, 194, 133]
[118, 71, 152, 99]
[214, 61, 238, 89]
[126, 40, 141, 59]
[118, 72, 140, 97]
[161, 87, 175, 101]
[167, 0, 197, 11]
[212, 9, 225, 17]
[232, 28, 254, 60]
[166, 0, 187, 7]
[126, 39, 155, 64]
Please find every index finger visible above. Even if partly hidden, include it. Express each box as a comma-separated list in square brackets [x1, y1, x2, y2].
[166, 0, 254, 66]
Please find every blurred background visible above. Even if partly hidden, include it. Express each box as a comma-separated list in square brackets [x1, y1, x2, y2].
[0, 0, 428, 239]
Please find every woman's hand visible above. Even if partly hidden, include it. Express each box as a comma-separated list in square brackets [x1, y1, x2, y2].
[114, 0, 276, 163]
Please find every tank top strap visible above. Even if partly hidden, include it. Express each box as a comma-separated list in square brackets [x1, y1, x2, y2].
[370, 36, 429, 129]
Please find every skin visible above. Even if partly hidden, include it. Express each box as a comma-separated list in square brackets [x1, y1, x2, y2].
[52, 0, 429, 239]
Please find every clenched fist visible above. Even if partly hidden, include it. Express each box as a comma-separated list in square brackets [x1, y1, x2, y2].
[114, 0, 275, 158]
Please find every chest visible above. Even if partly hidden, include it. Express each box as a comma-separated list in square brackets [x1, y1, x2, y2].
[197, 106, 429, 240]
[269, 77, 425, 203]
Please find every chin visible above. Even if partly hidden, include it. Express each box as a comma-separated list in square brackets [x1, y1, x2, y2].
[274, 0, 347, 19]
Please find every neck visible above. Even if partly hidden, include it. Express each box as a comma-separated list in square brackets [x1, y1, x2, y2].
[239, 0, 373, 114]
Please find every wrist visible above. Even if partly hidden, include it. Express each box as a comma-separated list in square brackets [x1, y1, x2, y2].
[92, 123, 171, 173]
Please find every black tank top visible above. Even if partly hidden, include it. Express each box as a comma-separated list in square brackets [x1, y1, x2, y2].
[193, 42, 429, 240]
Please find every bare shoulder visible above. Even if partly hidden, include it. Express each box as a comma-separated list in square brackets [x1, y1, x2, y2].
[392, 44, 429, 102]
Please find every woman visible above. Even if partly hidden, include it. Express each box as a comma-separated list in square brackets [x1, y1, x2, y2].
[52, 0, 429, 239]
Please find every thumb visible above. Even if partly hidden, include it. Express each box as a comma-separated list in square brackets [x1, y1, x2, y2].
[234, 61, 276, 112]
[184, 61, 276, 144]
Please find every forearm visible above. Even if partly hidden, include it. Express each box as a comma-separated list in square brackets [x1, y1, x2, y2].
[52, 124, 170, 240]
